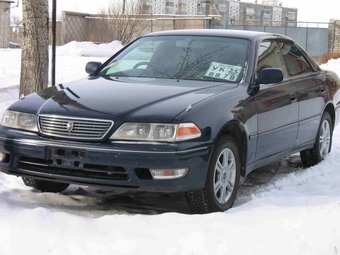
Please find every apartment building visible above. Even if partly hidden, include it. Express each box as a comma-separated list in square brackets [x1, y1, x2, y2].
[138, 0, 199, 15]
[138, 0, 297, 26]
[214, 0, 297, 26]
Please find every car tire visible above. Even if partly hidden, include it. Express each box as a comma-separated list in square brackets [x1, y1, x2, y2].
[22, 177, 70, 193]
[300, 111, 333, 168]
[186, 135, 241, 213]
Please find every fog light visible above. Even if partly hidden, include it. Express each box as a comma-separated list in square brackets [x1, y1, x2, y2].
[0, 153, 10, 163]
[150, 168, 188, 180]
[0, 152, 6, 162]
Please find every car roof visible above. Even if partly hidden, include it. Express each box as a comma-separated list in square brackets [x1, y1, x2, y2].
[143, 29, 289, 42]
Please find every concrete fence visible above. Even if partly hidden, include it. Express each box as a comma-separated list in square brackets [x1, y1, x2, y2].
[60, 12, 209, 45]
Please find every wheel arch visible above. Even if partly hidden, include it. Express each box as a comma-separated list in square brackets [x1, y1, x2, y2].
[324, 102, 336, 131]
[215, 121, 247, 177]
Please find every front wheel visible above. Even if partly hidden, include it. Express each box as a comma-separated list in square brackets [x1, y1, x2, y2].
[186, 136, 241, 213]
[300, 112, 333, 167]
[22, 177, 70, 193]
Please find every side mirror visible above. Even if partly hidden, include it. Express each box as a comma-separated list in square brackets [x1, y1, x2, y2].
[255, 68, 284, 85]
[85, 62, 102, 75]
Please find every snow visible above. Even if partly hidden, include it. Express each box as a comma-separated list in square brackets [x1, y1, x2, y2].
[0, 41, 340, 255]
[0, 41, 123, 91]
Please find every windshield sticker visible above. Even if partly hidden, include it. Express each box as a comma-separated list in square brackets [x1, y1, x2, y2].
[204, 62, 242, 82]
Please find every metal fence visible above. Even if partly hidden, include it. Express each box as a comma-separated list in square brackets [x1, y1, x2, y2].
[8, 10, 340, 59]
[210, 17, 338, 58]
[211, 23, 329, 58]
[60, 11, 340, 59]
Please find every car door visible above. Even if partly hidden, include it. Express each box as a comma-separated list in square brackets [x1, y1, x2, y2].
[279, 41, 326, 148]
[254, 40, 299, 162]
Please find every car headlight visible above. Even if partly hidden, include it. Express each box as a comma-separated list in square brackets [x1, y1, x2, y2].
[1, 110, 38, 132]
[110, 123, 201, 142]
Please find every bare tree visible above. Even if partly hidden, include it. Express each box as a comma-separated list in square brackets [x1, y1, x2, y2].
[10, 14, 22, 26]
[19, 0, 49, 97]
[94, 1, 149, 45]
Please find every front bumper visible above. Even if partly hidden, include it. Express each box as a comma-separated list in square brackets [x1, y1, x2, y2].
[0, 127, 212, 192]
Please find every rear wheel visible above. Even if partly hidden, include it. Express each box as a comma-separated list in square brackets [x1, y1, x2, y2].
[22, 177, 69, 193]
[186, 136, 241, 213]
[300, 112, 332, 167]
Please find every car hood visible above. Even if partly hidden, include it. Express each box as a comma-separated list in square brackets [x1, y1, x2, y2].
[15, 76, 236, 123]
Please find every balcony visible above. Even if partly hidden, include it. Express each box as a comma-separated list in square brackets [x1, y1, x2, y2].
[286, 12, 296, 20]
[262, 13, 271, 19]
[165, 6, 176, 14]
[245, 8, 255, 15]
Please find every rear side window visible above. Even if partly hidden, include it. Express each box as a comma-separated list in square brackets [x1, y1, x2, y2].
[279, 42, 312, 76]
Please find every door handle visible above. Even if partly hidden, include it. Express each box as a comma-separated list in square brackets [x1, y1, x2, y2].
[290, 93, 297, 102]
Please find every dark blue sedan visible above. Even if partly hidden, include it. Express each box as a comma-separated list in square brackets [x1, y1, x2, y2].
[1, 29, 340, 213]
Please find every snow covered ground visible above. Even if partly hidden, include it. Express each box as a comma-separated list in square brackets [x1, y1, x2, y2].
[0, 42, 340, 255]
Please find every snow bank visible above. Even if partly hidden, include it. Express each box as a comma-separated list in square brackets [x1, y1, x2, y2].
[57, 40, 124, 57]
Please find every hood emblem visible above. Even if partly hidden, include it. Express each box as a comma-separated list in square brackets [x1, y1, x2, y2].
[66, 121, 74, 132]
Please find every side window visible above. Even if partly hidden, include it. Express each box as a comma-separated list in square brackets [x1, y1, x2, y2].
[256, 40, 288, 79]
[279, 41, 312, 76]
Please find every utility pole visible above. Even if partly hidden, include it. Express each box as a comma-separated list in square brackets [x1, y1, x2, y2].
[202, 0, 211, 29]
[52, 0, 56, 86]
[202, 0, 211, 16]
[123, 0, 126, 14]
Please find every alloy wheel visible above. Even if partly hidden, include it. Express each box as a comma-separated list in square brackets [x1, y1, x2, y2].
[213, 148, 236, 204]
[319, 119, 331, 158]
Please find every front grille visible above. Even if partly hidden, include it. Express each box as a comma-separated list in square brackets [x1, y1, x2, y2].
[39, 115, 113, 140]
[17, 157, 130, 181]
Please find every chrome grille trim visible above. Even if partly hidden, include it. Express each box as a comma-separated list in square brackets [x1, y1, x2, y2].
[38, 115, 114, 140]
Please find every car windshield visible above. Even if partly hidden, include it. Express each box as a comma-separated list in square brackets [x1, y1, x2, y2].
[98, 35, 249, 83]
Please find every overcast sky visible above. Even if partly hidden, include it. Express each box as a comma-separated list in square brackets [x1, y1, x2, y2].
[10, 0, 340, 23]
